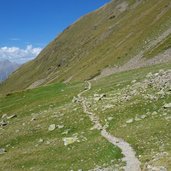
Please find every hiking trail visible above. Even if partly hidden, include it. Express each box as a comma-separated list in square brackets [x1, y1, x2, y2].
[77, 81, 141, 171]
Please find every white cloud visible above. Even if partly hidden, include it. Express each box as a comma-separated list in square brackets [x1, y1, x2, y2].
[0, 45, 42, 63]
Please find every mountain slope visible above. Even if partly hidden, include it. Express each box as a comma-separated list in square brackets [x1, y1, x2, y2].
[0, 62, 170, 170]
[0, 60, 19, 82]
[1, 0, 171, 94]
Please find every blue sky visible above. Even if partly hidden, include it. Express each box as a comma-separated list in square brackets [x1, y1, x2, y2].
[0, 0, 110, 63]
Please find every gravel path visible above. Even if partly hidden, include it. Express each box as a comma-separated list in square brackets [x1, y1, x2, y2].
[77, 81, 141, 171]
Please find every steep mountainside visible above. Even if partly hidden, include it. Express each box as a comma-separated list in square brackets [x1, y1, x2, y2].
[1, 0, 171, 93]
[0, 60, 19, 82]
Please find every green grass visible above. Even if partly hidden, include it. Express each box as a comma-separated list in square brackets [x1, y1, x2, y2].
[0, 82, 123, 171]
[0, 62, 171, 170]
[144, 34, 171, 59]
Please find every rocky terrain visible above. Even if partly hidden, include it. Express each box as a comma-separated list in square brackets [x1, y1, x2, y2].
[85, 67, 171, 170]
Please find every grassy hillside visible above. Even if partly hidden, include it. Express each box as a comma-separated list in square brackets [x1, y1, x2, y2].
[1, 0, 171, 94]
[0, 62, 170, 170]
[0, 82, 123, 171]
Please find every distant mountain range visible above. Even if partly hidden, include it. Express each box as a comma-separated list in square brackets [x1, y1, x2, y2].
[0, 60, 20, 82]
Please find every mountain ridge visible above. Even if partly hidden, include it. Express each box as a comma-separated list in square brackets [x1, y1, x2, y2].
[0, 59, 20, 82]
[1, 0, 171, 94]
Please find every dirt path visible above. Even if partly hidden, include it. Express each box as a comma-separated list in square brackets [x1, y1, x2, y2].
[77, 81, 141, 171]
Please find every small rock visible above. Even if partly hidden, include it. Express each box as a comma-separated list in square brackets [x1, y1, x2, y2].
[135, 116, 141, 121]
[107, 117, 113, 121]
[62, 129, 70, 135]
[63, 136, 78, 146]
[38, 138, 44, 143]
[101, 94, 106, 98]
[159, 69, 165, 75]
[157, 90, 165, 97]
[0, 121, 8, 127]
[72, 96, 78, 103]
[1, 114, 7, 119]
[7, 114, 17, 120]
[94, 94, 100, 97]
[48, 124, 56, 131]
[57, 125, 64, 129]
[31, 117, 36, 121]
[132, 80, 137, 84]
[0, 148, 6, 154]
[140, 115, 146, 119]
[94, 94, 106, 101]
[146, 165, 167, 171]
[163, 103, 171, 108]
[152, 111, 158, 116]
[146, 72, 153, 78]
[46, 141, 51, 145]
[94, 97, 101, 101]
[154, 73, 159, 76]
[126, 118, 134, 124]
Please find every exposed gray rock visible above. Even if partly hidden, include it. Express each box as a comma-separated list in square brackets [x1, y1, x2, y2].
[48, 124, 56, 131]
[63, 136, 78, 146]
[140, 115, 146, 119]
[0, 120, 8, 127]
[57, 125, 64, 129]
[107, 117, 113, 121]
[94, 94, 106, 101]
[1, 114, 7, 119]
[31, 117, 36, 121]
[131, 80, 137, 84]
[152, 111, 158, 116]
[163, 103, 171, 108]
[126, 118, 134, 124]
[0, 148, 6, 154]
[38, 138, 44, 143]
[7, 114, 17, 120]
[72, 96, 78, 103]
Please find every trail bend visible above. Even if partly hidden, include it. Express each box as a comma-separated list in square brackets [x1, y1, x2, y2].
[77, 81, 141, 171]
